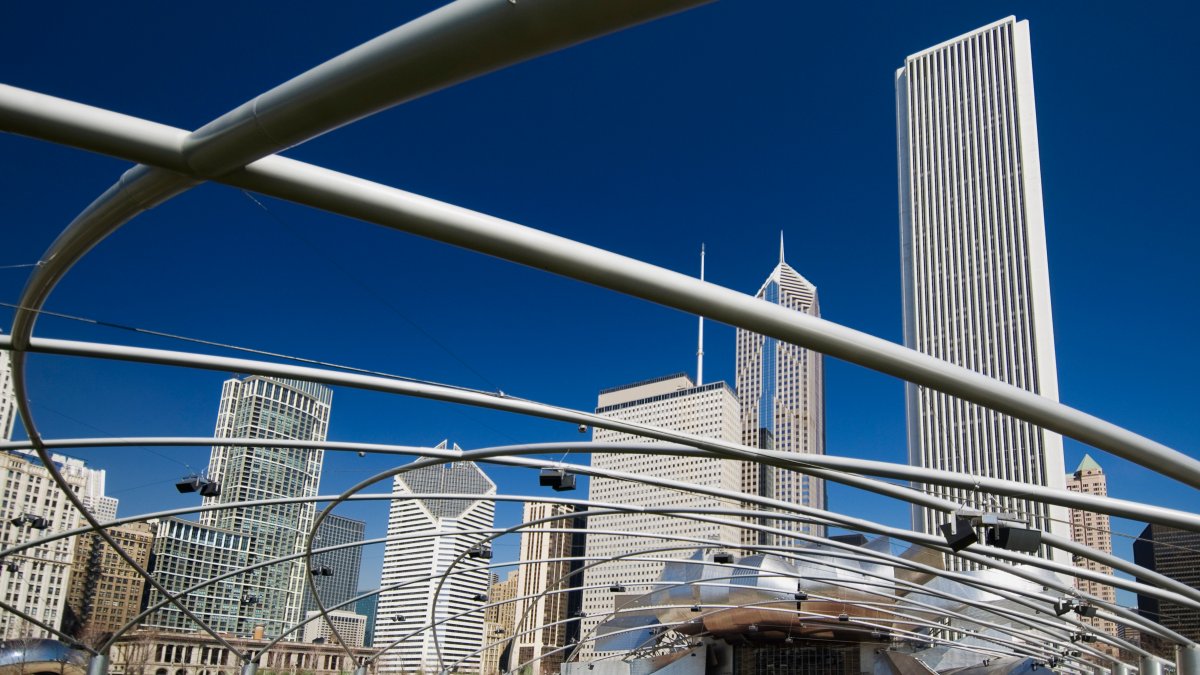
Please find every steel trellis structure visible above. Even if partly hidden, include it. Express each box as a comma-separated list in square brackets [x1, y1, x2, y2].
[1, 2, 1199, 675]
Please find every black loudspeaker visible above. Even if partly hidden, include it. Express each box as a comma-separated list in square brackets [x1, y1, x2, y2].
[940, 519, 978, 552]
[987, 526, 1042, 553]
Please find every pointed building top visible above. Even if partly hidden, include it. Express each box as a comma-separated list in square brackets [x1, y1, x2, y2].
[779, 231, 786, 265]
[1075, 454, 1103, 473]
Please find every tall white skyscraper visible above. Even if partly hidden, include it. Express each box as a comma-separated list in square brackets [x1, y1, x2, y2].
[374, 447, 496, 674]
[0, 332, 16, 441]
[580, 374, 741, 658]
[201, 376, 332, 637]
[896, 17, 1069, 565]
[735, 240, 825, 544]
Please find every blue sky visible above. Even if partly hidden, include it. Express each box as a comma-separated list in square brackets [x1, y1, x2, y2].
[1, 1, 1197, 600]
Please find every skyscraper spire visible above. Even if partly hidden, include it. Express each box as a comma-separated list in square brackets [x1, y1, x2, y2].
[779, 231, 786, 265]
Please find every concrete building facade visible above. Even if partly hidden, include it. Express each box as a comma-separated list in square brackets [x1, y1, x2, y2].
[109, 630, 375, 675]
[896, 16, 1069, 566]
[480, 571, 519, 675]
[0, 450, 92, 639]
[301, 609, 368, 647]
[581, 374, 741, 659]
[65, 520, 155, 642]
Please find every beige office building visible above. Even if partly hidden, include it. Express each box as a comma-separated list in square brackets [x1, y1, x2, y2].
[580, 374, 741, 658]
[66, 521, 155, 643]
[1065, 455, 1118, 657]
[480, 571, 519, 675]
[301, 609, 368, 648]
[512, 502, 581, 675]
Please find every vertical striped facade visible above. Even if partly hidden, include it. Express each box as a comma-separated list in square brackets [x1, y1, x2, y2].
[896, 17, 1069, 566]
[0, 333, 15, 441]
[374, 450, 495, 674]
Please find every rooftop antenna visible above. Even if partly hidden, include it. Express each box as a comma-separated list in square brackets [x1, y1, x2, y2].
[697, 243, 705, 386]
[779, 230, 785, 265]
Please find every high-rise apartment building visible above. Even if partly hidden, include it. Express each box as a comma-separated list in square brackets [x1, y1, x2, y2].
[736, 243, 825, 544]
[201, 376, 332, 638]
[143, 517, 254, 634]
[374, 449, 496, 674]
[1064, 455, 1118, 657]
[0, 334, 15, 441]
[1134, 524, 1200, 657]
[581, 374, 741, 658]
[65, 521, 154, 642]
[302, 514, 365, 616]
[896, 17, 1069, 565]
[0, 450, 93, 639]
[512, 502, 586, 675]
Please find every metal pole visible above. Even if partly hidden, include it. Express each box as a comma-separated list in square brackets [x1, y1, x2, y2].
[241, 661, 259, 675]
[1111, 663, 1131, 675]
[87, 654, 109, 675]
[1140, 655, 1164, 675]
[1178, 645, 1200, 675]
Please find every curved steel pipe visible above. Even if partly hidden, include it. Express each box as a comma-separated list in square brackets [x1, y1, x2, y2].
[1, 343, 1194, 614]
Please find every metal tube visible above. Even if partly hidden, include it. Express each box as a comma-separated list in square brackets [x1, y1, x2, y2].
[87, 654, 109, 675]
[1178, 645, 1200, 675]
[5, 432, 1195, 533]
[3, 86, 1200, 492]
[1140, 655, 1164, 675]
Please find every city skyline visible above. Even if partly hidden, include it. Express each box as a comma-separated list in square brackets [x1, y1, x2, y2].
[0, 1, 1197, 604]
